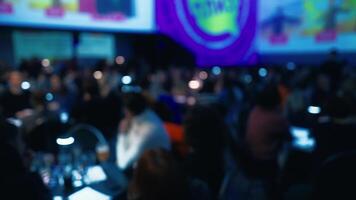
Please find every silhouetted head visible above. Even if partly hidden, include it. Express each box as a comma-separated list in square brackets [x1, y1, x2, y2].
[152, 101, 173, 122]
[7, 71, 23, 90]
[128, 149, 188, 200]
[122, 92, 148, 117]
[325, 95, 351, 119]
[50, 75, 62, 92]
[255, 84, 281, 110]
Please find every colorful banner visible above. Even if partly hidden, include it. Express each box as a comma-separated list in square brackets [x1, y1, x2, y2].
[0, 0, 154, 32]
[156, 0, 257, 66]
[257, 0, 356, 53]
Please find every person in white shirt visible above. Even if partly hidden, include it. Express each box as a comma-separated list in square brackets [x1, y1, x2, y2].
[116, 92, 171, 170]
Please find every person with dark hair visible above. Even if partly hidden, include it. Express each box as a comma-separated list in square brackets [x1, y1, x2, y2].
[0, 117, 51, 200]
[183, 105, 226, 199]
[127, 149, 189, 200]
[246, 84, 290, 162]
[127, 149, 210, 200]
[115, 92, 170, 170]
[0, 71, 32, 118]
[47, 74, 76, 114]
[241, 84, 290, 199]
[19, 58, 42, 79]
[321, 49, 346, 90]
[71, 76, 109, 133]
[152, 101, 187, 158]
[21, 91, 66, 154]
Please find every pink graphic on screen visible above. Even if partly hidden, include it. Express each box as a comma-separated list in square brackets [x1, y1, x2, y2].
[46, 7, 65, 17]
[269, 34, 288, 44]
[316, 30, 337, 42]
[79, 0, 96, 14]
[0, 2, 13, 14]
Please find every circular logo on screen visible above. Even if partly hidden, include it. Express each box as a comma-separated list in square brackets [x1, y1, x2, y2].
[175, 0, 250, 49]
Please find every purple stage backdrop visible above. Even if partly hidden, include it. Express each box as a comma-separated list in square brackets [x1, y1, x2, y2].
[156, 0, 257, 67]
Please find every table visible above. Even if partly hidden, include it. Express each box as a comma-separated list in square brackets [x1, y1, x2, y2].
[48, 162, 128, 199]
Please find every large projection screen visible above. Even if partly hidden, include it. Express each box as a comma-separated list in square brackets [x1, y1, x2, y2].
[0, 0, 154, 32]
[257, 0, 356, 54]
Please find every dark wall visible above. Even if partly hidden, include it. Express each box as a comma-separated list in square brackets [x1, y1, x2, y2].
[130, 33, 195, 69]
[0, 29, 15, 67]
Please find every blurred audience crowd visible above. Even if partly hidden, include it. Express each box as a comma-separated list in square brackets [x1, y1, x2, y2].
[1, 51, 356, 200]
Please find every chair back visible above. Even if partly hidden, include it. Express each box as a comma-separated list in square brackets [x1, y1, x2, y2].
[66, 124, 108, 152]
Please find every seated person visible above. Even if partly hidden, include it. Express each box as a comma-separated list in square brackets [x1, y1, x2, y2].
[0, 71, 32, 118]
[153, 101, 188, 158]
[244, 85, 290, 199]
[0, 117, 50, 200]
[116, 92, 171, 170]
[183, 105, 226, 199]
[246, 84, 290, 162]
[127, 149, 210, 200]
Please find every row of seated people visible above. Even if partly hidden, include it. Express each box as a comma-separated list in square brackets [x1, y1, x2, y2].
[1, 85, 356, 200]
